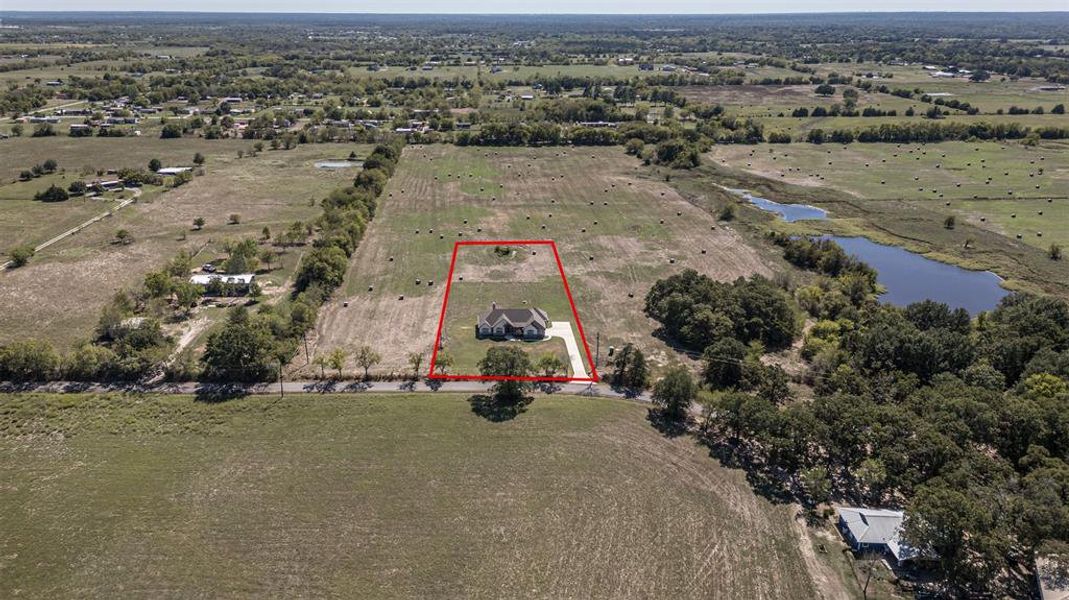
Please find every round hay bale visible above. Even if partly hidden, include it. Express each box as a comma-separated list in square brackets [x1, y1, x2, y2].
[368, 285, 374, 292]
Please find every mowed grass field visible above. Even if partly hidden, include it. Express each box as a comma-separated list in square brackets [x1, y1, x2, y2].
[312, 145, 773, 375]
[0, 140, 365, 350]
[0, 392, 838, 599]
[707, 140, 1069, 250]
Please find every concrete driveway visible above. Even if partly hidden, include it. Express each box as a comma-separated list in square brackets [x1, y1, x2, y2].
[545, 321, 590, 379]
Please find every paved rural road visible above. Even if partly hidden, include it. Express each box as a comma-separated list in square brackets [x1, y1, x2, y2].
[1, 188, 141, 270]
[545, 321, 590, 379]
[2, 378, 650, 401]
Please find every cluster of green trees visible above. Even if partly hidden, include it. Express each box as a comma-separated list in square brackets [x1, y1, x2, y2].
[19, 158, 59, 182]
[635, 236, 1069, 593]
[798, 121, 1069, 144]
[645, 269, 799, 353]
[700, 293, 1069, 595]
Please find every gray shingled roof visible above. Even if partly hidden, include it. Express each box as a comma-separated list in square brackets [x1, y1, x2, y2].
[477, 304, 549, 330]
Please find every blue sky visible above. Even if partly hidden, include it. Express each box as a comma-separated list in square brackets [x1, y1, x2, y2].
[3, 1, 1065, 12]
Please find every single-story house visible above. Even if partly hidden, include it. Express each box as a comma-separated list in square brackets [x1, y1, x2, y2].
[157, 167, 192, 176]
[476, 302, 549, 339]
[190, 273, 255, 293]
[837, 507, 930, 564]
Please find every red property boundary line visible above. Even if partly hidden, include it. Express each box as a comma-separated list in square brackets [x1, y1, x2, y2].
[427, 240, 599, 383]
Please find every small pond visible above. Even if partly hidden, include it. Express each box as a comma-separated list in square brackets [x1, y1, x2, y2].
[315, 160, 359, 169]
[746, 194, 828, 222]
[826, 236, 1010, 314]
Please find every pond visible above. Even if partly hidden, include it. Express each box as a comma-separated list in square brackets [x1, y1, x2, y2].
[314, 160, 359, 169]
[745, 194, 828, 222]
[826, 236, 1010, 314]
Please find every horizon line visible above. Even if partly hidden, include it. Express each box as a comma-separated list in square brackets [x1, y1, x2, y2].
[2, 9, 1068, 15]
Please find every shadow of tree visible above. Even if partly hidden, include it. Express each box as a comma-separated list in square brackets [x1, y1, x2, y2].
[425, 378, 444, 391]
[468, 393, 533, 422]
[536, 382, 562, 394]
[700, 437, 796, 505]
[194, 383, 250, 403]
[645, 407, 688, 438]
[303, 380, 339, 394]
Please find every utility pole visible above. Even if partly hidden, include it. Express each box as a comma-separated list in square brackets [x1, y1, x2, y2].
[594, 331, 600, 369]
[278, 358, 284, 398]
[302, 331, 310, 364]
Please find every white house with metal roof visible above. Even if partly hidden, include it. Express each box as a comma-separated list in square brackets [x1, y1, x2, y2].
[837, 507, 930, 564]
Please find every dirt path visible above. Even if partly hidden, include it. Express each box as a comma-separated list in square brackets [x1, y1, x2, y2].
[1, 188, 141, 270]
[792, 515, 855, 600]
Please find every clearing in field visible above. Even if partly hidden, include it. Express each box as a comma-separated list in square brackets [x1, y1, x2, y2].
[0, 392, 850, 599]
[312, 145, 772, 377]
[430, 240, 597, 382]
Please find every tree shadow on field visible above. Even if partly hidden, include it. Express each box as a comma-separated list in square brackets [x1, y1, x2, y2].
[194, 383, 250, 403]
[536, 382, 562, 394]
[468, 393, 533, 422]
[701, 439, 795, 505]
[646, 407, 688, 438]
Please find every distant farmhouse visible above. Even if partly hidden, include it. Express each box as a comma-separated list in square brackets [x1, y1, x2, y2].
[837, 507, 931, 565]
[190, 273, 256, 295]
[476, 302, 549, 339]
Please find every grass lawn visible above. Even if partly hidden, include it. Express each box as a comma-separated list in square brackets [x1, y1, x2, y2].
[0, 392, 838, 599]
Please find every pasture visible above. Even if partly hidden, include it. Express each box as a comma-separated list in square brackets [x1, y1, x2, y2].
[0, 392, 848, 599]
[706, 140, 1069, 250]
[0, 141, 362, 350]
[679, 85, 918, 118]
[312, 145, 773, 376]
